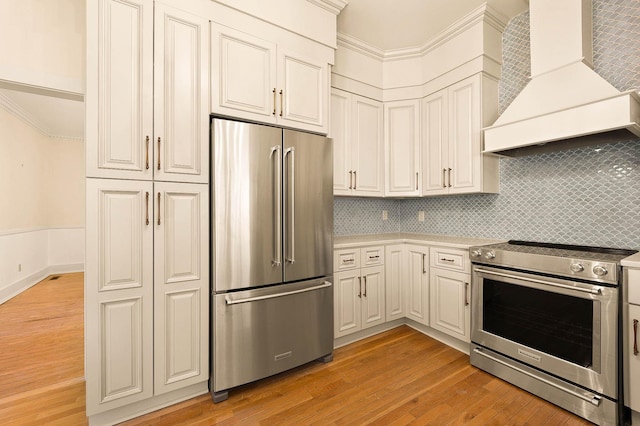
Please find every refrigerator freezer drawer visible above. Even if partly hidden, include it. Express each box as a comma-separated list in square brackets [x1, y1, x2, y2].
[212, 278, 333, 392]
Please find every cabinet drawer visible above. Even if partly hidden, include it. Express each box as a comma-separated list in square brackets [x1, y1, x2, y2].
[430, 247, 469, 273]
[334, 249, 360, 272]
[362, 246, 384, 267]
[628, 269, 640, 305]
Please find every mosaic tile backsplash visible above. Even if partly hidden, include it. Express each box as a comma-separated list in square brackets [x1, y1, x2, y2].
[334, 0, 640, 249]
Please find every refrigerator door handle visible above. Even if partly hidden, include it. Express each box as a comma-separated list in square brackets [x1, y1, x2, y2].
[285, 146, 296, 264]
[271, 145, 282, 267]
[224, 281, 332, 305]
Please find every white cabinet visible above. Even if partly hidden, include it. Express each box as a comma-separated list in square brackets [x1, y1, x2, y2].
[154, 4, 209, 183]
[88, 0, 209, 183]
[429, 247, 471, 342]
[153, 183, 209, 395]
[385, 244, 405, 321]
[421, 74, 499, 196]
[385, 99, 421, 196]
[625, 268, 640, 412]
[331, 89, 384, 196]
[85, 179, 154, 414]
[334, 247, 386, 338]
[211, 23, 328, 133]
[405, 245, 429, 325]
[86, 0, 210, 417]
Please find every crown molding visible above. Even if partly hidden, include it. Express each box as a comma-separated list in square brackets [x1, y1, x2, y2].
[306, 0, 347, 15]
[0, 91, 83, 141]
[338, 2, 510, 62]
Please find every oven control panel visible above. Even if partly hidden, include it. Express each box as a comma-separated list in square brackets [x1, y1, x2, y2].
[469, 245, 619, 285]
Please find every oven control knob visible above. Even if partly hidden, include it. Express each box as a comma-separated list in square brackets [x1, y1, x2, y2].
[471, 249, 482, 258]
[484, 251, 496, 260]
[593, 265, 608, 276]
[570, 263, 584, 273]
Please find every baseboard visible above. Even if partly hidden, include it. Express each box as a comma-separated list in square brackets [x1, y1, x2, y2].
[0, 263, 85, 305]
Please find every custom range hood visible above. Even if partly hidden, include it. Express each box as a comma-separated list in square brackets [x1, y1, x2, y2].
[483, 0, 640, 156]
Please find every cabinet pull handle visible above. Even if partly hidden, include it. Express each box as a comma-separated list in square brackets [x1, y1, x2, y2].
[442, 168, 447, 188]
[272, 88, 276, 115]
[349, 171, 353, 189]
[157, 137, 161, 170]
[440, 258, 454, 263]
[465, 282, 469, 306]
[157, 192, 161, 225]
[448, 168, 452, 188]
[363, 276, 367, 297]
[634, 319, 639, 356]
[415, 172, 419, 190]
[422, 253, 426, 274]
[358, 276, 362, 298]
[145, 136, 150, 170]
[354, 171, 357, 189]
[279, 89, 283, 117]
[145, 192, 150, 225]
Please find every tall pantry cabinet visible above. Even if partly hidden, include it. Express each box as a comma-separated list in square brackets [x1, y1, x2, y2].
[85, 0, 209, 418]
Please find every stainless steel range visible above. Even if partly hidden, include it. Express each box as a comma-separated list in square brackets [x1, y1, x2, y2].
[469, 240, 637, 426]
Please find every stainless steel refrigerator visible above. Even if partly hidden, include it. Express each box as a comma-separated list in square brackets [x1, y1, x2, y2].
[210, 118, 333, 402]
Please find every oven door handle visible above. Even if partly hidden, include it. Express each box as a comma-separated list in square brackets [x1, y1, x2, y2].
[473, 348, 602, 406]
[473, 267, 602, 295]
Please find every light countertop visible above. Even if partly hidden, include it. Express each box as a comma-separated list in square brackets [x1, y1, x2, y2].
[622, 252, 640, 268]
[334, 233, 504, 250]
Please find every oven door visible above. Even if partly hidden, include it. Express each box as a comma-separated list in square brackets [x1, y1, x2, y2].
[471, 265, 618, 399]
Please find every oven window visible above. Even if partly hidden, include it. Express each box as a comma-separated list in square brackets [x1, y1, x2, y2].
[483, 279, 593, 368]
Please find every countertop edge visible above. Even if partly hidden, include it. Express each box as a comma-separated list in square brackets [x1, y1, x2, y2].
[622, 252, 640, 268]
[333, 233, 505, 250]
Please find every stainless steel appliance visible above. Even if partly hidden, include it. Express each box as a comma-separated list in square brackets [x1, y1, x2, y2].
[469, 240, 637, 425]
[210, 118, 334, 403]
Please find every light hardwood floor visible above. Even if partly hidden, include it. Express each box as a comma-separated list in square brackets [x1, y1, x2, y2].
[0, 273, 591, 425]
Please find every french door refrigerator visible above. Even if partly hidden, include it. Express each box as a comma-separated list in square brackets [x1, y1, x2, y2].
[210, 118, 333, 402]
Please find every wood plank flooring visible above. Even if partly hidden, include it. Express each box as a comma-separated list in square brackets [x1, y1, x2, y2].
[0, 273, 592, 425]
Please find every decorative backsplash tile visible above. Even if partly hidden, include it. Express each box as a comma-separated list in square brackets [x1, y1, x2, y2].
[334, 0, 640, 249]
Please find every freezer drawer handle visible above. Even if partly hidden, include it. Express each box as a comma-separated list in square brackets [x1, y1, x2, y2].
[224, 282, 332, 305]
[473, 348, 601, 407]
[473, 268, 602, 295]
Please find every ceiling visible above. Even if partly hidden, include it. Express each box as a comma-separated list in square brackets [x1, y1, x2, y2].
[337, 0, 529, 51]
[0, 88, 84, 140]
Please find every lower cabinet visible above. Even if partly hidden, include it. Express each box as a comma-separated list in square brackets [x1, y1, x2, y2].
[405, 245, 430, 326]
[429, 268, 470, 342]
[85, 179, 209, 415]
[385, 244, 405, 321]
[625, 268, 640, 412]
[334, 266, 386, 338]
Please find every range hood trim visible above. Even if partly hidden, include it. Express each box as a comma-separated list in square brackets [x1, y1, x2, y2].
[484, 90, 640, 155]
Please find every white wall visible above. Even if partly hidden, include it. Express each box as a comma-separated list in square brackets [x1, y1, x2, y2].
[0, 0, 85, 95]
[0, 107, 84, 303]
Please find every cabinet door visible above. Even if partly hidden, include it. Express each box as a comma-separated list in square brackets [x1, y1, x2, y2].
[330, 89, 352, 195]
[384, 100, 420, 196]
[154, 5, 209, 183]
[85, 178, 153, 415]
[626, 304, 640, 411]
[352, 95, 384, 196]
[87, 0, 153, 180]
[210, 23, 277, 123]
[361, 266, 385, 329]
[153, 182, 209, 395]
[430, 268, 471, 342]
[385, 245, 405, 321]
[334, 270, 362, 338]
[421, 90, 449, 195]
[448, 75, 481, 194]
[277, 48, 328, 133]
[405, 245, 429, 325]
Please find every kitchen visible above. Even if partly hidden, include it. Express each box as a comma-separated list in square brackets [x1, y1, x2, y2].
[1, 0, 639, 424]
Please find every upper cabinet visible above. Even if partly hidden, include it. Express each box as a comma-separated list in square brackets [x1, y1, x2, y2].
[331, 88, 384, 196]
[421, 74, 499, 196]
[384, 99, 421, 197]
[87, 0, 209, 183]
[211, 23, 329, 134]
